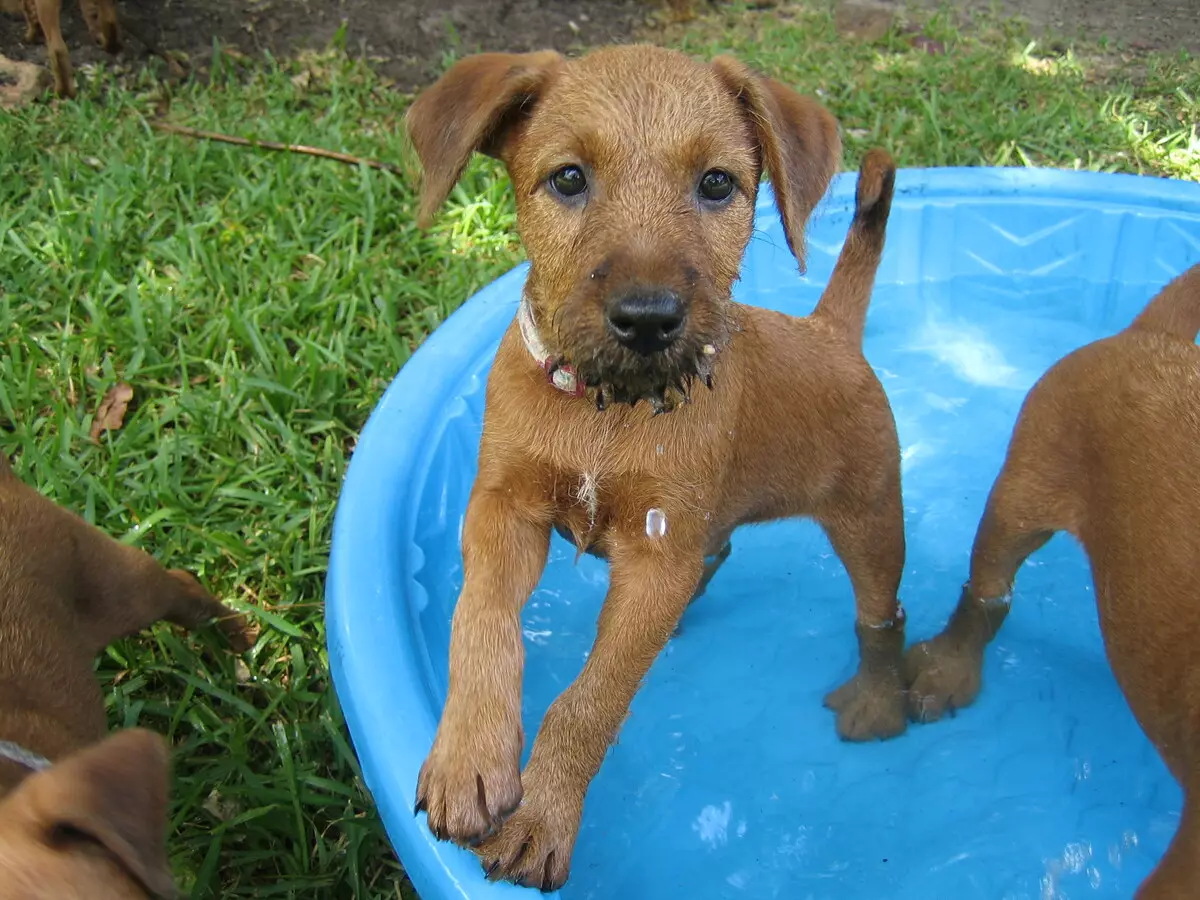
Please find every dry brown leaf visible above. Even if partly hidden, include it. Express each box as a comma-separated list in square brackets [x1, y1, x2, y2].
[90, 382, 134, 443]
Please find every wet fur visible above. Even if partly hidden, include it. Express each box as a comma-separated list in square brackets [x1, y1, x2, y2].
[406, 44, 906, 891]
[905, 263, 1200, 899]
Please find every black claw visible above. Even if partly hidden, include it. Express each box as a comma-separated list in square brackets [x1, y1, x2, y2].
[703, 374, 714, 390]
[414, 796, 427, 817]
[508, 838, 532, 874]
[484, 859, 502, 880]
[595, 389, 606, 411]
[540, 852, 557, 893]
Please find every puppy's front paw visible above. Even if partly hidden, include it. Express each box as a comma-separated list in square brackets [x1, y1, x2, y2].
[476, 793, 577, 892]
[904, 636, 983, 723]
[824, 671, 907, 741]
[416, 726, 523, 846]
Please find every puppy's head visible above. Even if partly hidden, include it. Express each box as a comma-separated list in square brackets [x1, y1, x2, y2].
[407, 45, 840, 407]
[0, 729, 177, 900]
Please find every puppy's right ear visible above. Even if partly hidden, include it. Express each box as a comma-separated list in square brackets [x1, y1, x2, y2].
[406, 51, 563, 228]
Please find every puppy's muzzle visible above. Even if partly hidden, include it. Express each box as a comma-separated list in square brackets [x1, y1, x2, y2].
[605, 289, 686, 355]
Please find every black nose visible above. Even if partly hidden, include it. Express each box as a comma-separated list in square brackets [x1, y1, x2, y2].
[605, 290, 686, 355]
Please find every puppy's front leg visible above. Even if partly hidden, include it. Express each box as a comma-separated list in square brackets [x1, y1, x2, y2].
[416, 479, 553, 845]
[477, 526, 703, 891]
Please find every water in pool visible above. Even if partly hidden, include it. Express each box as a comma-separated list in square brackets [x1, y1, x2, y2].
[395, 193, 1193, 899]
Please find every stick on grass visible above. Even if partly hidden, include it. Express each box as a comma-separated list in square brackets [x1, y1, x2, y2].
[152, 122, 404, 175]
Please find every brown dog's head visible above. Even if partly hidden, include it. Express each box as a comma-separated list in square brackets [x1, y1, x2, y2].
[407, 45, 840, 407]
[0, 729, 177, 900]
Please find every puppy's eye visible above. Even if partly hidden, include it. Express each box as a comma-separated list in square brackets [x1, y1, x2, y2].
[549, 165, 587, 198]
[698, 169, 734, 203]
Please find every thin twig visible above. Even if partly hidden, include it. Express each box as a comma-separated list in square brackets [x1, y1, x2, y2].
[152, 121, 404, 175]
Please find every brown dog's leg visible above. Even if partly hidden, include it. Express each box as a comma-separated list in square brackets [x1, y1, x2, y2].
[66, 515, 255, 653]
[32, 0, 73, 97]
[476, 537, 704, 891]
[80, 0, 119, 52]
[416, 479, 552, 845]
[1137, 790, 1200, 899]
[821, 498, 908, 741]
[19, 0, 42, 42]
[905, 468, 1053, 723]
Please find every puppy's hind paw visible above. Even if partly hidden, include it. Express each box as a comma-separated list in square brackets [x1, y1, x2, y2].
[903, 636, 983, 724]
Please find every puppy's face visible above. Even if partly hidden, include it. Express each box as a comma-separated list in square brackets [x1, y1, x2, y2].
[407, 46, 841, 408]
[507, 51, 756, 405]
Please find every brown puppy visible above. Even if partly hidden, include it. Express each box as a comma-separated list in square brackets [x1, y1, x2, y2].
[905, 263, 1200, 900]
[406, 45, 906, 890]
[0, 452, 254, 896]
[19, 0, 120, 98]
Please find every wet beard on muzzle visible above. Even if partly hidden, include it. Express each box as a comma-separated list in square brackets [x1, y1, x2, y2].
[557, 336, 728, 415]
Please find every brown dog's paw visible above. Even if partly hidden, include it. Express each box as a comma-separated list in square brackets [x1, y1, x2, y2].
[165, 568, 257, 653]
[824, 672, 908, 741]
[903, 637, 983, 723]
[475, 799, 575, 892]
[215, 609, 258, 654]
[415, 731, 523, 846]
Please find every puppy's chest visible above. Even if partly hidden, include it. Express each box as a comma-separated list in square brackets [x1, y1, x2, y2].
[542, 441, 715, 552]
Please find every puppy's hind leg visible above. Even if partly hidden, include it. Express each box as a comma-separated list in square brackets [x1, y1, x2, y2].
[1135, 788, 1200, 899]
[821, 483, 909, 742]
[904, 464, 1055, 724]
[65, 512, 256, 653]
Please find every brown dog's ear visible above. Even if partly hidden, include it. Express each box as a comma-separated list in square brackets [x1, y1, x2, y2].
[711, 56, 842, 272]
[4, 729, 177, 899]
[405, 51, 564, 228]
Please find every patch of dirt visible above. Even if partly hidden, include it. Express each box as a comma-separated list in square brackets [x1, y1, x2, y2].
[0, 0, 663, 93]
[0, 0, 1196, 96]
[888, 0, 1199, 55]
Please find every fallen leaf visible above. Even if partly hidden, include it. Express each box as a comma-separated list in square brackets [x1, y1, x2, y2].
[90, 382, 134, 443]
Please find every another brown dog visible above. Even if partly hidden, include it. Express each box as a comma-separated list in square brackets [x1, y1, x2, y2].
[18, 0, 119, 98]
[905, 263, 1200, 899]
[0, 452, 253, 897]
[406, 45, 905, 890]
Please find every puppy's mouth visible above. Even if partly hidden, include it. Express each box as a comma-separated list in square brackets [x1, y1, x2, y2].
[572, 339, 724, 413]
[519, 295, 731, 414]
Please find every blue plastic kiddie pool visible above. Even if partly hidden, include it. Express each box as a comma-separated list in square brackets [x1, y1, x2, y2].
[326, 167, 1200, 899]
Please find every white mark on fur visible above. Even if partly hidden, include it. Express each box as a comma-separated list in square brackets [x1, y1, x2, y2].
[575, 472, 599, 531]
[646, 508, 668, 539]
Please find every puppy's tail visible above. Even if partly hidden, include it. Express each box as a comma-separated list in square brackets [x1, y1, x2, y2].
[1129, 263, 1200, 342]
[812, 148, 896, 348]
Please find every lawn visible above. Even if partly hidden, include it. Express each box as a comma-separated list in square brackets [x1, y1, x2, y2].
[0, 2, 1196, 897]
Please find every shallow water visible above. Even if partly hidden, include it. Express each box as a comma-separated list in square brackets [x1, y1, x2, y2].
[334, 171, 1200, 899]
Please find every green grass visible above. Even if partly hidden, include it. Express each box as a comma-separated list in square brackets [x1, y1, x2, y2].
[0, 3, 1195, 897]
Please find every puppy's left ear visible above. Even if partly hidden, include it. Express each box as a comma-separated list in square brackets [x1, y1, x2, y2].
[712, 56, 841, 272]
[406, 51, 564, 228]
